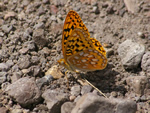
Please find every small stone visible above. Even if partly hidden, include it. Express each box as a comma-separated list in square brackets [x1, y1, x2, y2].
[11, 71, 22, 83]
[18, 11, 26, 20]
[137, 32, 145, 38]
[37, 5, 45, 16]
[42, 90, 68, 112]
[4, 11, 16, 20]
[0, 63, 9, 71]
[141, 52, 150, 76]
[50, 15, 57, 21]
[6, 60, 14, 68]
[34, 22, 45, 29]
[106, 48, 114, 57]
[92, 6, 99, 14]
[12, 64, 19, 72]
[1, 25, 13, 33]
[23, 41, 36, 51]
[81, 85, 93, 95]
[45, 65, 63, 79]
[110, 91, 118, 97]
[50, 5, 58, 14]
[69, 95, 76, 101]
[21, 69, 30, 74]
[10, 108, 23, 113]
[124, 0, 140, 13]
[71, 85, 81, 96]
[117, 39, 145, 69]
[43, 0, 49, 4]
[5, 77, 41, 107]
[33, 29, 48, 48]
[17, 55, 31, 69]
[29, 66, 41, 77]
[31, 56, 39, 64]
[61, 102, 75, 113]
[19, 48, 29, 54]
[0, 72, 7, 84]
[72, 93, 137, 113]
[0, 107, 8, 113]
[36, 75, 53, 89]
[1, 82, 10, 91]
[126, 76, 147, 95]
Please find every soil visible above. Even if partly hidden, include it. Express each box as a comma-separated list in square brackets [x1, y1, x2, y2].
[0, 0, 150, 113]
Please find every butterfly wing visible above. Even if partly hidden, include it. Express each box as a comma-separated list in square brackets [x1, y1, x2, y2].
[90, 38, 107, 57]
[65, 28, 107, 71]
[67, 49, 107, 71]
[62, 10, 90, 61]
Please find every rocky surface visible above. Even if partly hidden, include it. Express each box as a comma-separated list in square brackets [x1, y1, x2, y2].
[0, 0, 150, 113]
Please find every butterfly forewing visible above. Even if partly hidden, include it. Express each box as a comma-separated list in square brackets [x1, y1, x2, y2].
[90, 38, 106, 57]
[64, 28, 93, 60]
[62, 10, 90, 58]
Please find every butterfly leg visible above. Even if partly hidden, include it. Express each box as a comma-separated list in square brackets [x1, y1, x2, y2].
[65, 70, 69, 88]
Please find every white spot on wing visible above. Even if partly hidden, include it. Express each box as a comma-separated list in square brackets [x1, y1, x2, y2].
[79, 51, 84, 56]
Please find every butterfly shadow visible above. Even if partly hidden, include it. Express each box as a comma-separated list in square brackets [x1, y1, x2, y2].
[80, 63, 127, 96]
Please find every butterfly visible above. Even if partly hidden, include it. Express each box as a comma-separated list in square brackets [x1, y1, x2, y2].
[58, 10, 107, 72]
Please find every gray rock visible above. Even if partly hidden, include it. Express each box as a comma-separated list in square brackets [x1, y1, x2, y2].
[1, 25, 13, 33]
[0, 107, 8, 113]
[71, 85, 81, 96]
[10, 108, 23, 113]
[50, 15, 56, 21]
[117, 39, 145, 69]
[71, 93, 137, 113]
[37, 5, 45, 16]
[25, 4, 35, 13]
[141, 52, 150, 76]
[43, 0, 49, 4]
[6, 60, 14, 68]
[1, 82, 10, 91]
[31, 56, 39, 64]
[0, 63, 9, 71]
[126, 76, 147, 96]
[28, 66, 41, 77]
[4, 11, 16, 20]
[22, 27, 33, 40]
[34, 22, 45, 29]
[0, 72, 7, 84]
[92, 6, 99, 14]
[81, 85, 93, 95]
[17, 55, 31, 69]
[36, 75, 53, 89]
[42, 90, 68, 113]
[5, 77, 41, 107]
[11, 71, 22, 83]
[12, 64, 20, 72]
[124, 0, 140, 13]
[19, 48, 29, 54]
[23, 41, 36, 51]
[33, 28, 48, 48]
[61, 102, 75, 113]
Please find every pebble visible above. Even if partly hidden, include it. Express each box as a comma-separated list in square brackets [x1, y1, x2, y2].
[71, 85, 81, 96]
[117, 39, 145, 69]
[0, 63, 9, 71]
[5, 77, 41, 107]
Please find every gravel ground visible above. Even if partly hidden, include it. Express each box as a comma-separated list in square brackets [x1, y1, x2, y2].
[0, 0, 150, 113]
